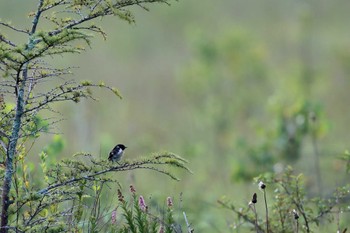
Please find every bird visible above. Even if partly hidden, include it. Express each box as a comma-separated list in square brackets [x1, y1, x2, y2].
[108, 144, 127, 162]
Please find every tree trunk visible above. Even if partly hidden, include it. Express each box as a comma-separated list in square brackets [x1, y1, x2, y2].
[0, 1, 43, 230]
[0, 67, 27, 232]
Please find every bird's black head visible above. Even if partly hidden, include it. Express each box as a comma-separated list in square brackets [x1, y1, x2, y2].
[117, 144, 127, 150]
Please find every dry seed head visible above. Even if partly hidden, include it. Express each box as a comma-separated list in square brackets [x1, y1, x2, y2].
[252, 193, 257, 204]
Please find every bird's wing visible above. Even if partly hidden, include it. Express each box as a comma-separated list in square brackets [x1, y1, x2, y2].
[108, 151, 113, 160]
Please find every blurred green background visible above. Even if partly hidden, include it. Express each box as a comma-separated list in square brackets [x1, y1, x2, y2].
[1, 0, 350, 231]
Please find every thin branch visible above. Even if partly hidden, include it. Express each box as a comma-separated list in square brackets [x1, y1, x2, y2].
[22, 82, 121, 115]
[0, 22, 29, 34]
[23, 194, 46, 226]
[91, 0, 104, 12]
[30, 0, 45, 35]
[0, 34, 16, 47]
[280, 182, 310, 233]
[38, 158, 184, 195]
[41, 0, 69, 12]
[218, 200, 265, 233]
[72, 26, 107, 40]
[47, 0, 171, 37]
[48, 13, 102, 37]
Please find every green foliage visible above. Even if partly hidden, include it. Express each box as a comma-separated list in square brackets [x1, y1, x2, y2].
[182, 30, 269, 139]
[0, 0, 180, 232]
[179, 29, 331, 186]
[219, 166, 350, 233]
[9, 147, 189, 231]
[3, 1, 349, 232]
[43, 135, 65, 157]
[165, 201, 174, 233]
[24, 115, 49, 138]
[70, 185, 185, 233]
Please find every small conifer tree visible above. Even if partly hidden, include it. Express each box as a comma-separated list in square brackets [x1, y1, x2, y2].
[0, 1, 188, 232]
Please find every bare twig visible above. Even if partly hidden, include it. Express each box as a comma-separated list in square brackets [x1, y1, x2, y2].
[0, 22, 29, 34]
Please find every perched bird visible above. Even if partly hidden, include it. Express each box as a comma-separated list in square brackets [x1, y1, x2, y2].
[108, 144, 127, 162]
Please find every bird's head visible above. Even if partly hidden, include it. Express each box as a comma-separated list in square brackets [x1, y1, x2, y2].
[117, 144, 127, 150]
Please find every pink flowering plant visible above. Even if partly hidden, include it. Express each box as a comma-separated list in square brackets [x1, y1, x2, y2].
[110, 185, 189, 233]
[165, 197, 175, 233]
